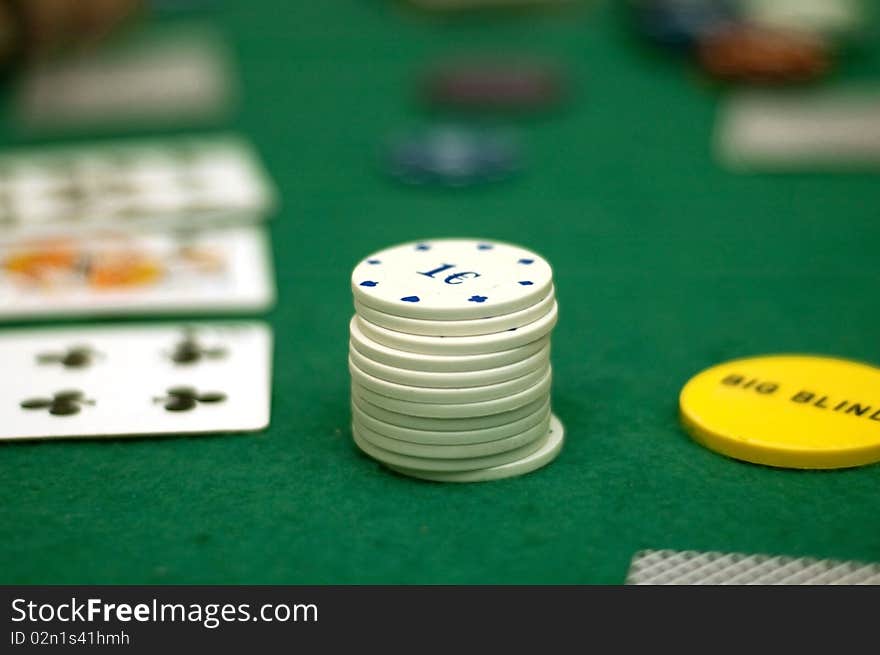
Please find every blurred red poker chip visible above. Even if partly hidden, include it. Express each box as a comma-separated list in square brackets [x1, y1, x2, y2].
[423, 60, 566, 111]
[697, 24, 832, 84]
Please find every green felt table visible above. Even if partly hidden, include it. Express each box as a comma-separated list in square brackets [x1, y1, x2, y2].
[2, 1, 879, 585]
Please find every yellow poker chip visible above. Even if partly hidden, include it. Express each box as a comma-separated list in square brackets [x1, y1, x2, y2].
[679, 355, 880, 469]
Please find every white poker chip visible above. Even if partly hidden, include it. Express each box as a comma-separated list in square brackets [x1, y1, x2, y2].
[387, 414, 564, 483]
[350, 398, 551, 445]
[349, 237, 561, 482]
[351, 239, 553, 321]
[351, 366, 551, 418]
[353, 287, 555, 337]
[349, 341, 550, 389]
[349, 356, 549, 404]
[349, 316, 549, 372]
[352, 392, 548, 432]
[353, 413, 550, 459]
[352, 421, 546, 472]
[356, 301, 557, 356]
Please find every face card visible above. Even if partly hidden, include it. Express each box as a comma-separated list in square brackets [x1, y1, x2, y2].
[715, 88, 880, 171]
[0, 225, 274, 319]
[14, 24, 237, 135]
[0, 135, 276, 237]
[626, 549, 880, 585]
[0, 322, 271, 441]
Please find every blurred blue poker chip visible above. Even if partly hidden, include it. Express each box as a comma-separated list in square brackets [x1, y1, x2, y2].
[384, 125, 522, 186]
[632, 0, 740, 50]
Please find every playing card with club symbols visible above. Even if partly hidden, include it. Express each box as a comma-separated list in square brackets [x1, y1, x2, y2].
[0, 322, 272, 440]
[0, 134, 276, 238]
[0, 225, 274, 319]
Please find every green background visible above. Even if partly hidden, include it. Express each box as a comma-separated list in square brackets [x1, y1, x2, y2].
[2, 1, 879, 584]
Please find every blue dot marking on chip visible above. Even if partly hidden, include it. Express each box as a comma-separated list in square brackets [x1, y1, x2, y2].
[477, 243, 493, 250]
[415, 244, 430, 251]
[518, 281, 533, 286]
[367, 259, 381, 265]
[469, 295, 488, 303]
[518, 258, 534, 265]
[401, 296, 420, 302]
[360, 281, 378, 287]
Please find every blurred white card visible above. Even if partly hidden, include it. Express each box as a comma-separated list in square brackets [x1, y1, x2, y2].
[15, 23, 236, 134]
[716, 88, 880, 171]
[0, 135, 276, 237]
[0, 225, 274, 320]
[739, 0, 867, 39]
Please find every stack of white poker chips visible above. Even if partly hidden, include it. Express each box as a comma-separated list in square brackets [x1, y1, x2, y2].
[349, 238, 564, 483]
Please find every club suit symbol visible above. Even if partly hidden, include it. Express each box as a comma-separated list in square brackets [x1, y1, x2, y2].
[155, 387, 227, 412]
[168, 330, 227, 365]
[20, 390, 94, 416]
[37, 345, 101, 369]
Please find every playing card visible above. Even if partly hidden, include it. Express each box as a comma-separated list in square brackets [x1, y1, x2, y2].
[14, 23, 237, 134]
[626, 549, 880, 585]
[715, 88, 880, 171]
[0, 322, 271, 440]
[739, 0, 867, 40]
[0, 135, 276, 237]
[0, 225, 274, 319]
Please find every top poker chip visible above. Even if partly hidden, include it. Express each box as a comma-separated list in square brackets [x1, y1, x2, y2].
[351, 238, 553, 321]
